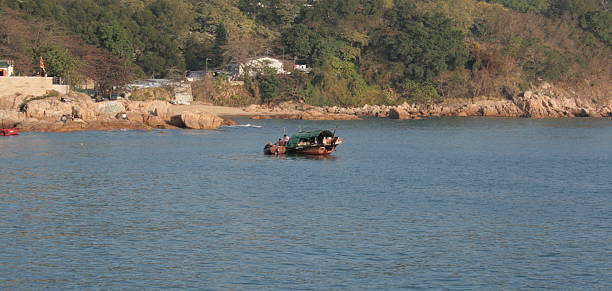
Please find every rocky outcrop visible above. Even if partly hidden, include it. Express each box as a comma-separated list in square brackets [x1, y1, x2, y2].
[248, 101, 362, 120]
[0, 94, 29, 110]
[511, 90, 609, 118]
[0, 109, 25, 127]
[0, 91, 239, 132]
[25, 99, 73, 119]
[96, 101, 125, 118]
[180, 110, 226, 129]
[125, 100, 171, 120]
[251, 112, 360, 120]
[388, 108, 412, 119]
[245, 93, 611, 120]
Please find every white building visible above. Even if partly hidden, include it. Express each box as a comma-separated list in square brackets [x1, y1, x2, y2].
[227, 56, 289, 78]
[0, 60, 14, 77]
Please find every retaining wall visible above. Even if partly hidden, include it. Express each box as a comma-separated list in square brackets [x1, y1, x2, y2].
[0, 77, 55, 97]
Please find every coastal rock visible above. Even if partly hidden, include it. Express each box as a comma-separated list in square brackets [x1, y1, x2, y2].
[71, 104, 96, 120]
[474, 100, 523, 117]
[244, 104, 262, 112]
[125, 100, 170, 119]
[221, 118, 238, 126]
[18, 119, 65, 131]
[388, 108, 412, 119]
[587, 110, 602, 118]
[181, 110, 225, 129]
[25, 98, 73, 120]
[251, 112, 360, 120]
[125, 111, 144, 123]
[144, 114, 166, 127]
[302, 112, 361, 120]
[0, 94, 30, 110]
[0, 109, 25, 126]
[96, 101, 125, 118]
[463, 104, 482, 116]
[511, 92, 592, 118]
[375, 107, 390, 118]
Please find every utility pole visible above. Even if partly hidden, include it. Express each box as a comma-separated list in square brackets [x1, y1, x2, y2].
[205, 57, 211, 78]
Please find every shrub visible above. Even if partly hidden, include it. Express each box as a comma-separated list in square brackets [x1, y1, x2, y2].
[129, 87, 173, 101]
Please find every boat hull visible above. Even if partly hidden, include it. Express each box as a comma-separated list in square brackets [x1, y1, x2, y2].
[287, 146, 336, 155]
[264, 143, 287, 155]
[0, 128, 19, 136]
[264, 143, 336, 155]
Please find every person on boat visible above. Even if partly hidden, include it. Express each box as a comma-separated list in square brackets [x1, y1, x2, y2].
[284, 134, 290, 145]
[277, 138, 283, 146]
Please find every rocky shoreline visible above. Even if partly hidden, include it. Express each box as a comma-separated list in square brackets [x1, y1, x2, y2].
[0, 93, 236, 132]
[1, 83, 610, 133]
[250, 83, 612, 120]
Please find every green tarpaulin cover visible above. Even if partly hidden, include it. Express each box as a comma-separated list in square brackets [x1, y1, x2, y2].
[286, 130, 334, 148]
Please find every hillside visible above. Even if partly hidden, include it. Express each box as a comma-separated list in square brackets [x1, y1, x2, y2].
[0, 0, 610, 106]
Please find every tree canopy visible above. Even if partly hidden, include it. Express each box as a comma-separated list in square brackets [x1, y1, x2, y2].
[0, 0, 610, 105]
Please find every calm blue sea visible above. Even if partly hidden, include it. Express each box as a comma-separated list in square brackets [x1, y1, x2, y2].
[1, 117, 611, 290]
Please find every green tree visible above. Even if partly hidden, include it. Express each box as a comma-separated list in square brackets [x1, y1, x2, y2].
[487, 0, 550, 14]
[378, 5, 469, 82]
[32, 44, 80, 83]
[256, 68, 281, 102]
[98, 23, 134, 59]
[580, 10, 612, 46]
[282, 24, 316, 59]
[209, 23, 227, 68]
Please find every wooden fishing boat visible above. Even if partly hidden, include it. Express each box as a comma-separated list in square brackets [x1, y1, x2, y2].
[264, 130, 342, 155]
[0, 128, 19, 136]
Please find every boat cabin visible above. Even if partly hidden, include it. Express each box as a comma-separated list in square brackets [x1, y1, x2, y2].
[287, 130, 335, 148]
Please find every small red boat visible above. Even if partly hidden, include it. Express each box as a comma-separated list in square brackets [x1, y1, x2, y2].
[264, 129, 342, 155]
[0, 128, 19, 136]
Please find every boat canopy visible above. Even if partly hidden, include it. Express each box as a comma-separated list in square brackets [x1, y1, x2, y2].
[287, 130, 334, 147]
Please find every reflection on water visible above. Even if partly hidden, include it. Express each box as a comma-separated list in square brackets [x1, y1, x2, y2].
[1, 118, 611, 290]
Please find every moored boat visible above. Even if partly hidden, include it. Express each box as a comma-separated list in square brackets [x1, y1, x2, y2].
[0, 128, 19, 136]
[264, 129, 342, 155]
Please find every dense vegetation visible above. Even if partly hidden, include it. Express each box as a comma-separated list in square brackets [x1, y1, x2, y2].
[0, 0, 610, 105]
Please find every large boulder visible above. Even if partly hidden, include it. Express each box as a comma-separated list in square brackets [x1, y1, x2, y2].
[180, 110, 225, 129]
[24, 98, 73, 120]
[125, 111, 144, 123]
[126, 100, 171, 119]
[144, 114, 166, 128]
[71, 104, 97, 120]
[96, 101, 125, 118]
[388, 107, 412, 119]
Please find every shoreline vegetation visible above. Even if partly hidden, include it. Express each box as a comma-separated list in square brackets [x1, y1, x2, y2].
[1, 81, 610, 133]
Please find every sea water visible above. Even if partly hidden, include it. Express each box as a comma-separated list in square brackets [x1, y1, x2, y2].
[1, 117, 611, 289]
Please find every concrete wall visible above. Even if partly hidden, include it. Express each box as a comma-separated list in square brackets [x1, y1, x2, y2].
[0, 77, 55, 97]
[52, 84, 70, 95]
[172, 83, 193, 104]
